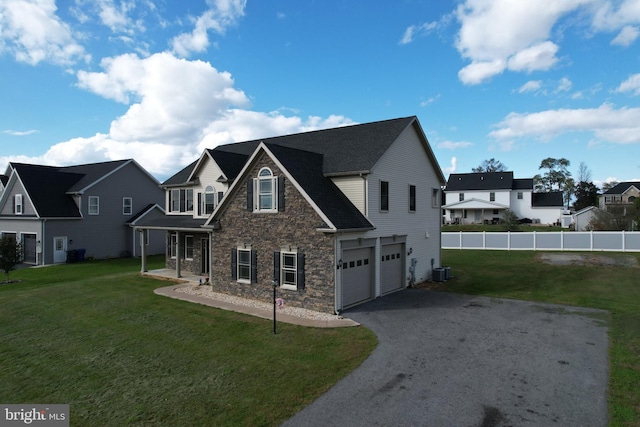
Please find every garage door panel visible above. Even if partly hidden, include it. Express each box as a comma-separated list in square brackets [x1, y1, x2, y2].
[381, 243, 403, 294]
[342, 247, 374, 308]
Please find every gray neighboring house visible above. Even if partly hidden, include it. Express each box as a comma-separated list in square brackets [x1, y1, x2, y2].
[137, 116, 446, 314]
[0, 160, 165, 265]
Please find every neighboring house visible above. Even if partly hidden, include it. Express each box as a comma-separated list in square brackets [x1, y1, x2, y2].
[572, 206, 597, 231]
[0, 160, 165, 265]
[136, 116, 446, 313]
[599, 181, 640, 213]
[0, 175, 7, 195]
[442, 172, 563, 225]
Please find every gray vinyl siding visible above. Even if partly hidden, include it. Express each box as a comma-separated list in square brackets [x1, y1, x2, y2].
[0, 180, 36, 216]
[365, 124, 444, 284]
[38, 163, 164, 264]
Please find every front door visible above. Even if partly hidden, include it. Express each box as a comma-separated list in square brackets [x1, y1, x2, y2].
[53, 237, 67, 263]
[201, 238, 210, 274]
[22, 234, 37, 264]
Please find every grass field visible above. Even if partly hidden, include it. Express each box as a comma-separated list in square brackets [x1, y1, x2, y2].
[441, 249, 640, 427]
[0, 256, 377, 426]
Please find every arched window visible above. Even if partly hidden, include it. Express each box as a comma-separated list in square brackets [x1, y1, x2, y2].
[204, 185, 215, 214]
[258, 168, 276, 210]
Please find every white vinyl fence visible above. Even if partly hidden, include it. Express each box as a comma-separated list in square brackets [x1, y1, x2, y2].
[442, 231, 640, 252]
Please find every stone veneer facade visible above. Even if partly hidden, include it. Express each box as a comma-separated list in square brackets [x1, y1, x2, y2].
[210, 153, 337, 314]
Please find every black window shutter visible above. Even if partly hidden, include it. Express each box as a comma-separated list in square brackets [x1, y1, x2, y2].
[197, 193, 202, 216]
[297, 252, 305, 290]
[251, 249, 258, 283]
[273, 251, 280, 284]
[180, 189, 186, 212]
[231, 248, 237, 280]
[246, 178, 253, 211]
[278, 176, 285, 212]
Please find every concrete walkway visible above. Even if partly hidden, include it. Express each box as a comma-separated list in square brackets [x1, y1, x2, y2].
[145, 269, 358, 328]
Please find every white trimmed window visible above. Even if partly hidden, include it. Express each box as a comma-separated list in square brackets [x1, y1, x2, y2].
[123, 197, 132, 215]
[232, 247, 256, 283]
[409, 185, 416, 212]
[14, 194, 23, 215]
[256, 168, 277, 211]
[274, 250, 305, 291]
[517, 192, 523, 200]
[185, 235, 194, 260]
[204, 186, 215, 214]
[170, 234, 177, 258]
[169, 188, 194, 213]
[380, 181, 389, 211]
[88, 196, 99, 215]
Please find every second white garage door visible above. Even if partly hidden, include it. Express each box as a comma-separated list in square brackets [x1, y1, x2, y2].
[381, 243, 404, 294]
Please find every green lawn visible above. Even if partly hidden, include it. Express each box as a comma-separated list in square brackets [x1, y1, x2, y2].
[0, 256, 377, 426]
[441, 249, 640, 427]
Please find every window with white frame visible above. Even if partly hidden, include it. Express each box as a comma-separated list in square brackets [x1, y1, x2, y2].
[490, 192, 495, 202]
[257, 168, 277, 211]
[170, 234, 177, 258]
[459, 193, 465, 202]
[517, 192, 523, 200]
[204, 186, 215, 214]
[14, 194, 23, 215]
[169, 188, 194, 213]
[185, 235, 194, 259]
[88, 196, 99, 215]
[237, 248, 252, 282]
[123, 197, 132, 215]
[274, 250, 305, 291]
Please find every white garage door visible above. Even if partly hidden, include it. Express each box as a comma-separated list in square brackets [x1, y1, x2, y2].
[381, 243, 404, 294]
[341, 247, 374, 308]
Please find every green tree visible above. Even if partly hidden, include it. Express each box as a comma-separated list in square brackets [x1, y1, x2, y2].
[573, 181, 600, 211]
[534, 157, 572, 207]
[472, 158, 508, 173]
[500, 209, 520, 231]
[0, 236, 23, 282]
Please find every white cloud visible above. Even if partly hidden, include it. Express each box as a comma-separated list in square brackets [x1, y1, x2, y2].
[400, 21, 439, 44]
[592, 0, 640, 32]
[506, 41, 559, 72]
[2, 129, 38, 136]
[615, 73, 640, 95]
[1, 51, 355, 179]
[442, 157, 457, 176]
[437, 140, 473, 150]
[611, 25, 640, 45]
[171, 0, 247, 57]
[0, 0, 89, 65]
[517, 80, 543, 93]
[458, 59, 505, 85]
[489, 103, 640, 144]
[556, 77, 573, 92]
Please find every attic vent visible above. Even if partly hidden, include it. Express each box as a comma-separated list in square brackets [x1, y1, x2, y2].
[481, 176, 484, 180]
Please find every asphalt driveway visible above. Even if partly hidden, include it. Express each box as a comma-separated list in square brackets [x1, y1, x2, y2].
[283, 289, 609, 427]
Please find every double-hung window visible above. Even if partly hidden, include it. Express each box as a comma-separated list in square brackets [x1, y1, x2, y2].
[14, 194, 23, 215]
[231, 247, 257, 283]
[490, 192, 495, 202]
[204, 186, 215, 214]
[274, 250, 305, 291]
[248, 168, 284, 212]
[123, 197, 132, 215]
[459, 193, 465, 202]
[88, 196, 99, 215]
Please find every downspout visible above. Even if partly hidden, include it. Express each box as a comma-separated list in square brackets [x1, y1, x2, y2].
[334, 235, 340, 315]
[41, 219, 46, 266]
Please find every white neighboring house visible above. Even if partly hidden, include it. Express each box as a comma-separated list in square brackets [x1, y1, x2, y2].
[442, 172, 564, 225]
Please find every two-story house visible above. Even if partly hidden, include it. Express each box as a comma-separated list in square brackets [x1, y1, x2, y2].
[136, 116, 446, 314]
[0, 160, 165, 265]
[599, 181, 640, 214]
[442, 172, 563, 225]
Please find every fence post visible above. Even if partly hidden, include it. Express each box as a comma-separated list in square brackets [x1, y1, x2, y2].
[561, 231, 564, 250]
[483, 231, 486, 250]
[533, 231, 537, 251]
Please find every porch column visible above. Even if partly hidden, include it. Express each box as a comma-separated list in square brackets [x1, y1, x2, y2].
[208, 232, 213, 283]
[176, 231, 182, 278]
[140, 229, 147, 272]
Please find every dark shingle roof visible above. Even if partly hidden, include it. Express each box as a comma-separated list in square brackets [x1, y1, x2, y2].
[603, 181, 640, 195]
[214, 116, 417, 175]
[162, 160, 198, 186]
[0, 175, 8, 187]
[208, 149, 249, 182]
[532, 192, 563, 207]
[445, 172, 514, 191]
[265, 143, 373, 230]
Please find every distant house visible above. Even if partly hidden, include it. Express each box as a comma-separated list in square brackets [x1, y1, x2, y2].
[442, 172, 563, 225]
[599, 181, 640, 213]
[572, 206, 598, 231]
[136, 116, 446, 313]
[0, 160, 165, 265]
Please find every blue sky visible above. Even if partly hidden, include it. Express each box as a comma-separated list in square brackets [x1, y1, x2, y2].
[1, 0, 639, 185]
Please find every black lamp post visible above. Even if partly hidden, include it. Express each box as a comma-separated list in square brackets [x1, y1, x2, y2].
[272, 279, 278, 334]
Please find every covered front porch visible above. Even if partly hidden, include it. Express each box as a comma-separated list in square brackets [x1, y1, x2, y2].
[133, 216, 214, 281]
[443, 198, 509, 225]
